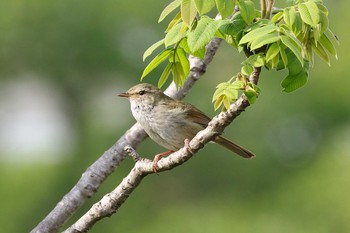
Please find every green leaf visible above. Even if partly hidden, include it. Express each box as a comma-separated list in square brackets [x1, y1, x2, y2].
[215, 0, 235, 19]
[317, 3, 328, 16]
[313, 25, 321, 45]
[159, 0, 181, 23]
[244, 18, 271, 32]
[172, 61, 186, 87]
[271, 11, 283, 23]
[181, 0, 197, 27]
[319, 33, 337, 59]
[191, 17, 198, 30]
[318, 10, 329, 35]
[244, 89, 256, 104]
[292, 13, 303, 36]
[280, 35, 303, 66]
[241, 65, 253, 76]
[220, 21, 235, 35]
[165, 11, 182, 32]
[270, 53, 280, 69]
[158, 63, 173, 88]
[223, 35, 238, 48]
[266, 43, 280, 62]
[279, 46, 288, 68]
[165, 22, 184, 46]
[213, 82, 230, 101]
[232, 80, 244, 89]
[179, 38, 205, 59]
[223, 96, 231, 110]
[281, 71, 308, 93]
[239, 0, 255, 24]
[325, 28, 339, 45]
[298, 1, 320, 27]
[187, 16, 219, 52]
[169, 47, 190, 87]
[304, 42, 314, 65]
[250, 31, 280, 50]
[220, 16, 245, 36]
[239, 24, 277, 45]
[141, 48, 172, 79]
[244, 91, 257, 104]
[244, 54, 265, 67]
[312, 40, 330, 65]
[194, 0, 215, 15]
[175, 47, 190, 77]
[280, 25, 304, 53]
[287, 52, 303, 76]
[143, 39, 165, 61]
[213, 95, 224, 111]
[235, 31, 244, 48]
[244, 83, 260, 104]
[213, 80, 238, 102]
[283, 7, 296, 28]
[281, 51, 310, 92]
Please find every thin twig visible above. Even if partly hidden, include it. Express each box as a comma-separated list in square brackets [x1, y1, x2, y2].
[124, 146, 141, 162]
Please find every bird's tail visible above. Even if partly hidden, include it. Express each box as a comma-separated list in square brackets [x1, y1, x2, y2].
[214, 136, 255, 159]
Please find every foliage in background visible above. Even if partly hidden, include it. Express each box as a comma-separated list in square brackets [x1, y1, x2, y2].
[0, 0, 348, 232]
[141, 0, 338, 110]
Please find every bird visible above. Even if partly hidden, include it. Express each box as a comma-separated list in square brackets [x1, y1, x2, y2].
[118, 83, 255, 172]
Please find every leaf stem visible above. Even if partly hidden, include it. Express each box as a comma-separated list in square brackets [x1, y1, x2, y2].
[265, 0, 275, 19]
[260, 0, 267, 18]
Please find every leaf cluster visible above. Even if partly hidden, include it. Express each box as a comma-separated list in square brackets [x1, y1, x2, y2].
[140, 0, 338, 109]
[212, 73, 260, 111]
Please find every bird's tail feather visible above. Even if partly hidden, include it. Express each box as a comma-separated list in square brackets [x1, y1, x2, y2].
[214, 136, 255, 159]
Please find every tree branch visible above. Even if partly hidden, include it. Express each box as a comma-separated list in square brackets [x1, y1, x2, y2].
[30, 38, 222, 233]
[63, 67, 262, 233]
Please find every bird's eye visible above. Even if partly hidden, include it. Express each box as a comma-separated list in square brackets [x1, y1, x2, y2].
[138, 90, 146, 95]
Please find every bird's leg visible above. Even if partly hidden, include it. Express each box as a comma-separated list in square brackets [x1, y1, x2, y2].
[152, 139, 193, 173]
[184, 138, 194, 154]
[152, 150, 174, 173]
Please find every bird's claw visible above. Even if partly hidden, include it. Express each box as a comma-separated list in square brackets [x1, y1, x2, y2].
[152, 150, 174, 173]
[152, 159, 159, 173]
[184, 139, 194, 154]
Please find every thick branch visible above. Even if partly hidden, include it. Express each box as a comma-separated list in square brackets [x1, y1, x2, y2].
[63, 67, 262, 232]
[30, 38, 222, 233]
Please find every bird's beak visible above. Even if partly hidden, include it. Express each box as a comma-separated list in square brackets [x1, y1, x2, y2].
[118, 92, 130, 98]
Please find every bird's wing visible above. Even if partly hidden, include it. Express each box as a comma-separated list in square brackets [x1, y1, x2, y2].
[185, 104, 211, 128]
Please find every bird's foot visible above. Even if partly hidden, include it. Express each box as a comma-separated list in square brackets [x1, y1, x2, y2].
[184, 138, 194, 154]
[152, 150, 174, 173]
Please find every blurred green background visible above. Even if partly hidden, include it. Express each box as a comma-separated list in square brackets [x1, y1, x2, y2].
[0, 1, 349, 232]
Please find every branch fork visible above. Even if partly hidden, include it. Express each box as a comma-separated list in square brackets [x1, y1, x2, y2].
[63, 74, 262, 231]
[31, 36, 264, 233]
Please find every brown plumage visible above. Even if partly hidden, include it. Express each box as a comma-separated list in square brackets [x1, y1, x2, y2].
[119, 83, 255, 171]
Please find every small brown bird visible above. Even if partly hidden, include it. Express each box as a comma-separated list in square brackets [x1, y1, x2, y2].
[119, 83, 255, 172]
